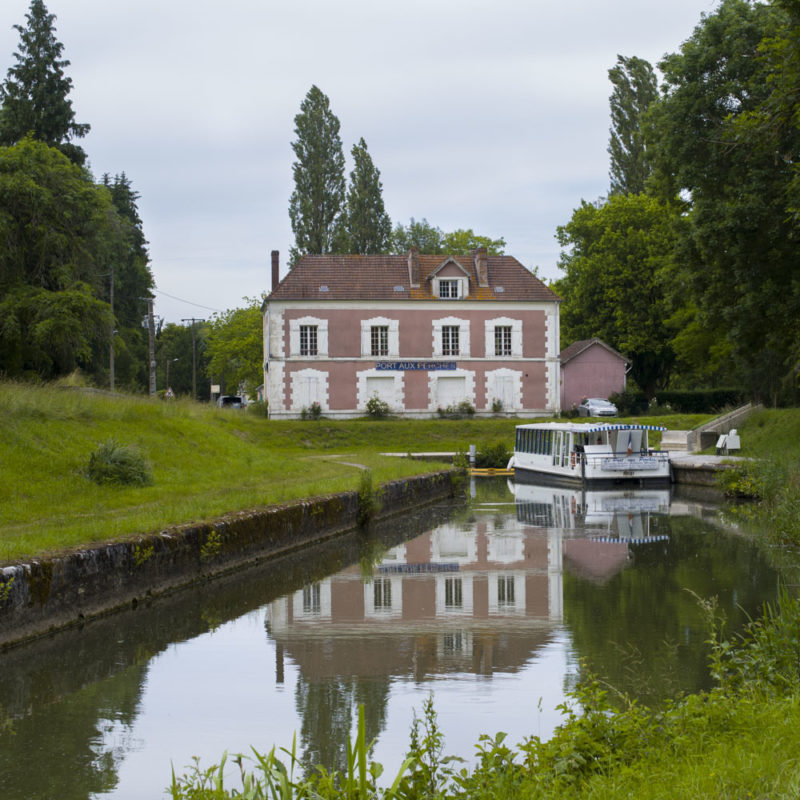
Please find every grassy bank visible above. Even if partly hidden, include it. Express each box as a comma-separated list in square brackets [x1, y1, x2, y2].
[0, 382, 446, 564]
[0, 380, 708, 565]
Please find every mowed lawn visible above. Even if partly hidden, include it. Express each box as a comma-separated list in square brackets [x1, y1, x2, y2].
[0, 380, 710, 564]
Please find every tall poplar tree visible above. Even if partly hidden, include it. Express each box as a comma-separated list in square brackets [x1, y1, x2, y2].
[288, 86, 345, 263]
[337, 138, 392, 254]
[607, 55, 658, 195]
[0, 0, 90, 166]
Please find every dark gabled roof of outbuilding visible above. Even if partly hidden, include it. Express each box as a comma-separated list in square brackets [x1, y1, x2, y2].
[559, 337, 630, 365]
[267, 253, 560, 303]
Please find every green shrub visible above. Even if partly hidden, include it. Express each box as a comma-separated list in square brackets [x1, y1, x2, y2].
[475, 441, 512, 468]
[609, 390, 648, 415]
[87, 439, 152, 486]
[717, 459, 785, 501]
[365, 395, 391, 419]
[247, 400, 269, 417]
[357, 469, 380, 526]
[437, 400, 475, 419]
[300, 401, 322, 420]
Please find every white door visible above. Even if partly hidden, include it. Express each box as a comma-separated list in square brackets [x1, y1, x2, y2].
[496, 375, 514, 409]
[437, 377, 466, 408]
[297, 376, 320, 408]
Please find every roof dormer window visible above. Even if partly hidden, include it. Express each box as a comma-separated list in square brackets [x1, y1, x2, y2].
[439, 279, 460, 299]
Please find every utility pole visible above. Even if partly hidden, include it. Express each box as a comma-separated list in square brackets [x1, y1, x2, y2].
[181, 317, 205, 400]
[109, 264, 115, 392]
[147, 298, 156, 396]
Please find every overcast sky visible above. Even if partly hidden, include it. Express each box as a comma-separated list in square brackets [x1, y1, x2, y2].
[1, 0, 720, 324]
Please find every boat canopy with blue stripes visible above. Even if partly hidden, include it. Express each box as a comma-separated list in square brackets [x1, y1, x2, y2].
[515, 422, 667, 433]
[584, 423, 667, 433]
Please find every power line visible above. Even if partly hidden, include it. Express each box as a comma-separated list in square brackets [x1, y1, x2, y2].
[152, 287, 223, 313]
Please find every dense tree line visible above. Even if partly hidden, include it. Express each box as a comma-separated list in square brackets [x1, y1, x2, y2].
[0, 0, 153, 388]
[556, 0, 800, 404]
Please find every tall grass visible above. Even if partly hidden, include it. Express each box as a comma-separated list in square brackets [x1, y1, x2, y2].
[717, 408, 800, 547]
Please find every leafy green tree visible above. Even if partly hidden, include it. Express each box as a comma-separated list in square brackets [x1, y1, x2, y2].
[0, 138, 157, 386]
[101, 173, 154, 389]
[391, 218, 506, 255]
[0, 282, 110, 378]
[156, 322, 210, 397]
[607, 55, 658, 195]
[0, 139, 111, 378]
[288, 86, 345, 264]
[647, 0, 799, 402]
[441, 228, 506, 255]
[205, 299, 263, 397]
[336, 138, 392, 254]
[0, 0, 89, 166]
[391, 217, 444, 253]
[555, 194, 679, 396]
[0, 137, 107, 292]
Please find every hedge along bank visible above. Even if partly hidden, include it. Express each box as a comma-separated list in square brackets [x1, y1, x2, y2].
[0, 470, 459, 650]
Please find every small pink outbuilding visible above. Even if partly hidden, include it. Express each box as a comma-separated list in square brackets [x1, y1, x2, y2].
[559, 338, 630, 413]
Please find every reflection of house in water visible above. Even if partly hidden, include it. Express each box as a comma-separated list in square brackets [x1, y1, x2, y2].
[266, 486, 672, 682]
[266, 516, 564, 681]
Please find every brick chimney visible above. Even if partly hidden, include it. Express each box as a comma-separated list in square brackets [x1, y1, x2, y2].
[407, 247, 420, 288]
[474, 246, 489, 287]
[271, 250, 280, 291]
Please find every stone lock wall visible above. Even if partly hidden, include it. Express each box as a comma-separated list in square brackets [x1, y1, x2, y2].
[0, 470, 458, 649]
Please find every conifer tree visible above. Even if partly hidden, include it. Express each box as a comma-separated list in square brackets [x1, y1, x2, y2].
[607, 55, 658, 195]
[0, 0, 90, 166]
[337, 138, 392, 254]
[288, 86, 345, 263]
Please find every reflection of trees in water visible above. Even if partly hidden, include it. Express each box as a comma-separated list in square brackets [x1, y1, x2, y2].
[0, 662, 147, 799]
[562, 515, 779, 707]
[295, 675, 390, 773]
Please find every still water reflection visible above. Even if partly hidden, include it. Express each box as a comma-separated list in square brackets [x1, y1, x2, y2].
[0, 482, 782, 799]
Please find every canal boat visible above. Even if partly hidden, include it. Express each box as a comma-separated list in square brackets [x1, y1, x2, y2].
[508, 422, 670, 487]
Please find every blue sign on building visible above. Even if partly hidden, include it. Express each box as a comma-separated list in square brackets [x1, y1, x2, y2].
[375, 361, 457, 371]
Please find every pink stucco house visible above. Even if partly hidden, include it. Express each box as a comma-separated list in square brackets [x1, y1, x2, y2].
[559, 338, 630, 412]
[262, 248, 561, 418]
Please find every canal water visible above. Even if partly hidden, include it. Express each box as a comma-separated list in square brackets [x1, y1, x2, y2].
[0, 480, 784, 800]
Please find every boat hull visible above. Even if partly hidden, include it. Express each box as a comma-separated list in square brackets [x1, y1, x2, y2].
[514, 465, 672, 489]
[512, 459, 672, 488]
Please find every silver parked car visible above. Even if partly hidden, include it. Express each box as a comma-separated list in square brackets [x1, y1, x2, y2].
[578, 397, 618, 417]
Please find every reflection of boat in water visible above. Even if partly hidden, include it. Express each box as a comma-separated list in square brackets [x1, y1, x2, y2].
[508, 422, 671, 487]
[510, 481, 671, 583]
[511, 480, 670, 544]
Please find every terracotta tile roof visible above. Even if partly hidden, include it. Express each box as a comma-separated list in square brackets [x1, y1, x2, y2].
[267, 253, 560, 303]
[560, 337, 630, 364]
